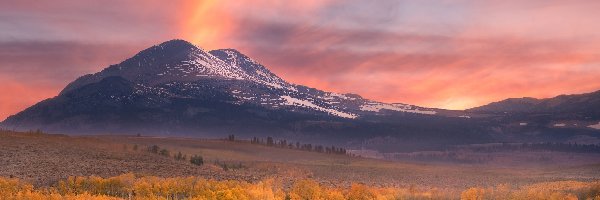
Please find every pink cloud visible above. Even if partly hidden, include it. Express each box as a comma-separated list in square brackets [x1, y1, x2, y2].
[2, 0, 600, 120]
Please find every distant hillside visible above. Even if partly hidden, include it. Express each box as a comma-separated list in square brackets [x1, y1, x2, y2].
[468, 90, 600, 118]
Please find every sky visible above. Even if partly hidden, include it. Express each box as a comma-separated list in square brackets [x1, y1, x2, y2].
[1, 0, 600, 120]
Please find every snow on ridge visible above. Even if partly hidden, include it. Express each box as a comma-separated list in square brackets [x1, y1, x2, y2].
[328, 92, 355, 100]
[197, 48, 296, 91]
[192, 50, 248, 80]
[360, 102, 436, 115]
[588, 122, 600, 130]
[280, 95, 357, 119]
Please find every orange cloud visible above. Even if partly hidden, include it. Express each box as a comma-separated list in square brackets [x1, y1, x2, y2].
[178, 0, 335, 49]
[174, 1, 600, 110]
[2, 0, 600, 121]
[235, 30, 600, 109]
[179, 0, 232, 50]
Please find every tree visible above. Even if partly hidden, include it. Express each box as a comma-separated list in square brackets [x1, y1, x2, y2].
[347, 184, 377, 200]
[190, 155, 204, 166]
[280, 140, 287, 148]
[290, 179, 323, 200]
[461, 188, 486, 200]
[159, 149, 169, 157]
[174, 152, 185, 161]
[267, 137, 274, 146]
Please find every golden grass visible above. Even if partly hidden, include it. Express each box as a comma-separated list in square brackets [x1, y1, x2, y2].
[1, 174, 600, 200]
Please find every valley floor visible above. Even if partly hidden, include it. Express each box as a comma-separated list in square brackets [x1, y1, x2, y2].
[1, 130, 600, 199]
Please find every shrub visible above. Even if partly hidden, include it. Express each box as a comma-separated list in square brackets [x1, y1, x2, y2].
[159, 149, 169, 157]
[290, 179, 323, 200]
[174, 152, 185, 161]
[190, 155, 204, 166]
[147, 145, 159, 154]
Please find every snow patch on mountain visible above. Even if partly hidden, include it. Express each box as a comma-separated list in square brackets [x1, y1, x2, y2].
[360, 102, 436, 115]
[327, 92, 356, 100]
[180, 49, 248, 80]
[281, 96, 357, 119]
[588, 122, 600, 130]
[209, 49, 298, 92]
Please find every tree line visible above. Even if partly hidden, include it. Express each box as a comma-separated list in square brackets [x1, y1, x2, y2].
[228, 135, 348, 155]
[142, 144, 203, 166]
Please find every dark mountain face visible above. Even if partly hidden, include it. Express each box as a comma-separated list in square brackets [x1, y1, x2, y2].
[465, 90, 600, 138]
[469, 91, 600, 116]
[3, 39, 600, 152]
[468, 91, 600, 121]
[468, 97, 542, 113]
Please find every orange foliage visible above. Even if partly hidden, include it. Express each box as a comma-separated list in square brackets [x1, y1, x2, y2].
[1, 174, 599, 199]
[461, 181, 600, 200]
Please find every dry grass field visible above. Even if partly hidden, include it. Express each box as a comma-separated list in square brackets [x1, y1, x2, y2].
[2, 130, 600, 199]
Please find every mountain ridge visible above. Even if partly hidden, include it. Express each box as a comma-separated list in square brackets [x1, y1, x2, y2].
[2, 39, 599, 152]
[51, 39, 440, 120]
[469, 90, 600, 116]
[3, 39, 441, 128]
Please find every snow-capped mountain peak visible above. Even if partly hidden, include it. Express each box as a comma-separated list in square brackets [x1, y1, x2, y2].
[209, 48, 294, 91]
[57, 39, 437, 119]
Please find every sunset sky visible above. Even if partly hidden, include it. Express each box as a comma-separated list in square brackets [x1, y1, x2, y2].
[2, 0, 600, 120]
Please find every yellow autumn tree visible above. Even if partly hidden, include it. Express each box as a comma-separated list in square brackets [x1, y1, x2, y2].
[347, 183, 377, 200]
[2, 174, 600, 199]
[461, 187, 486, 200]
[289, 179, 324, 200]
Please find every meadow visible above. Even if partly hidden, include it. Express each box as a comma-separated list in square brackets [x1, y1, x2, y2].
[1, 130, 600, 199]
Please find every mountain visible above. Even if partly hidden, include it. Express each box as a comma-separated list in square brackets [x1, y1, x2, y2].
[2, 39, 599, 152]
[469, 91, 600, 117]
[53, 39, 438, 119]
[468, 90, 600, 121]
[2, 40, 449, 138]
[467, 90, 600, 133]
